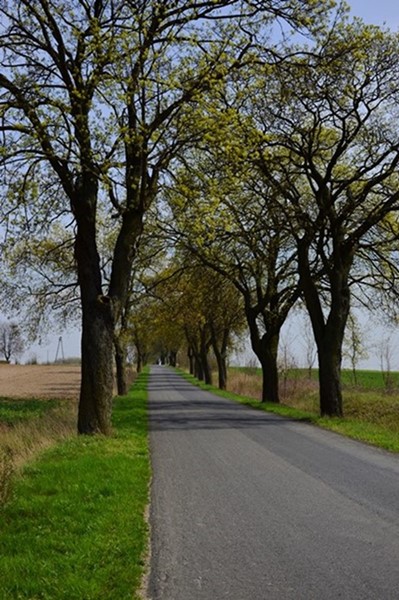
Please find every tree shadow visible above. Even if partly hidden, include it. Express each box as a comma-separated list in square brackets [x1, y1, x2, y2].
[148, 370, 294, 432]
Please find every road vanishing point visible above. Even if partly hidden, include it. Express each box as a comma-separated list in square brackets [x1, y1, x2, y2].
[147, 366, 399, 600]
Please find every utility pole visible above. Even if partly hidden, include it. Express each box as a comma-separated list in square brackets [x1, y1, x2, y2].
[55, 336, 65, 363]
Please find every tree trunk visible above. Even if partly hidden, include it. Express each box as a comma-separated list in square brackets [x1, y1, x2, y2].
[195, 356, 204, 381]
[188, 347, 194, 374]
[259, 332, 280, 403]
[297, 238, 352, 417]
[201, 351, 212, 385]
[211, 327, 228, 390]
[245, 304, 280, 404]
[318, 345, 343, 417]
[169, 350, 177, 367]
[74, 177, 115, 435]
[114, 334, 128, 396]
[216, 354, 227, 390]
[200, 331, 212, 385]
[78, 297, 114, 434]
[137, 351, 142, 373]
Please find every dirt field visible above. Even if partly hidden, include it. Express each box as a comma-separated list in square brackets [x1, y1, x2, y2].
[0, 364, 81, 399]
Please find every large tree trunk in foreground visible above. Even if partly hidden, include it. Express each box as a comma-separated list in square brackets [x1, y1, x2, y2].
[74, 178, 115, 435]
[78, 296, 114, 434]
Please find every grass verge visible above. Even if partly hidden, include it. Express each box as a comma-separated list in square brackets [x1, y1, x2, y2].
[176, 369, 399, 453]
[0, 368, 150, 600]
[0, 398, 61, 426]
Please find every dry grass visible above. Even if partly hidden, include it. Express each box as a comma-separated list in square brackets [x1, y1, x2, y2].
[0, 364, 139, 505]
[0, 365, 81, 505]
[0, 401, 77, 504]
[226, 368, 320, 412]
[226, 369, 263, 400]
[0, 402, 78, 468]
[226, 367, 399, 436]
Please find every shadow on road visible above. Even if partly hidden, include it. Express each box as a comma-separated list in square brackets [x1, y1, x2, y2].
[148, 370, 294, 432]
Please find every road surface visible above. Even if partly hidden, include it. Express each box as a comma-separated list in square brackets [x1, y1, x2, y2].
[148, 366, 399, 599]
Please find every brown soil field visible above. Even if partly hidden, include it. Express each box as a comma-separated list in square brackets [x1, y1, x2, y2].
[0, 364, 81, 400]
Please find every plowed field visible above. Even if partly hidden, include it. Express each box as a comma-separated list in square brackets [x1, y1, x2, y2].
[0, 364, 81, 399]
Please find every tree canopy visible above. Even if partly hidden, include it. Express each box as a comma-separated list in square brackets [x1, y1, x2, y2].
[0, 0, 337, 432]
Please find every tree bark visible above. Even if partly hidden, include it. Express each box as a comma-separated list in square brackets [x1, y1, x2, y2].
[314, 287, 348, 417]
[200, 330, 212, 385]
[298, 239, 352, 417]
[211, 326, 228, 390]
[318, 344, 343, 417]
[215, 352, 227, 390]
[194, 356, 204, 381]
[74, 177, 115, 435]
[201, 351, 212, 385]
[246, 304, 280, 404]
[114, 334, 128, 396]
[78, 296, 114, 434]
[258, 332, 280, 403]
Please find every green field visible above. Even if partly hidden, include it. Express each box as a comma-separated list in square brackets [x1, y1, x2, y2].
[0, 371, 150, 600]
[0, 397, 60, 425]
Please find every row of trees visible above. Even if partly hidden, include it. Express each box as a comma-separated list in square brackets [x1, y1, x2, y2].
[164, 18, 399, 416]
[0, 0, 337, 433]
[1, 1, 399, 432]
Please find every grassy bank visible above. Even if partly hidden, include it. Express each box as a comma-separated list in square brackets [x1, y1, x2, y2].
[178, 368, 399, 453]
[0, 370, 150, 600]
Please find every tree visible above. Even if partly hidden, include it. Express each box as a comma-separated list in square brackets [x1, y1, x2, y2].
[250, 22, 399, 415]
[0, 322, 24, 363]
[146, 259, 245, 388]
[2, 0, 305, 433]
[167, 149, 301, 402]
[343, 312, 368, 385]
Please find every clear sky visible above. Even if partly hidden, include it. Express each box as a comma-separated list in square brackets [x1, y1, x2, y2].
[347, 0, 399, 29]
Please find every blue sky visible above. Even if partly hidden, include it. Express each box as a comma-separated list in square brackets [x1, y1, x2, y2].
[347, 0, 399, 29]
[13, 0, 399, 365]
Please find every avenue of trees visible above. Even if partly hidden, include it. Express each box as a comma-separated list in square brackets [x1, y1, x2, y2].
[2, 0, 399, 432]
[166, 19, 399, 416]
[1, 0, 312, 433]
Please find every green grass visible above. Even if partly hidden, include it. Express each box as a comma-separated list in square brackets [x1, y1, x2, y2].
[177, 369, 399, 454]
[0, 369, 150, 600]
[0, 398, 60, 425]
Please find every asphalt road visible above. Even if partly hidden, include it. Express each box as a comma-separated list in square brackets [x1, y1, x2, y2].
[147, 366, 399, 600]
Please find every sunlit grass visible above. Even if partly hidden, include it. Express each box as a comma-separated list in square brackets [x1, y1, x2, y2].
[0, 369, 150, 599]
